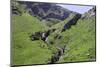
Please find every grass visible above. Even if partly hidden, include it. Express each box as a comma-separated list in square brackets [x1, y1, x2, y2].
[12, 13, 52, 65]
[11, 0, 96, 65]
[58, 17, 96, 63]
[12, 13, 96, 65]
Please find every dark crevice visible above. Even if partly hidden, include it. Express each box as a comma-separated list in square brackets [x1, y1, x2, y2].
[48, 45, 66, 64]
[30, 13, 81, 64]
[61, 14, 81, 32]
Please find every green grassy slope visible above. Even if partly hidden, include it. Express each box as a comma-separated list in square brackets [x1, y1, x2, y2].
[58, 16, 96, 63]
[12, 12, 96, 65]
[12, 13, 52, 65]
[11, 0, 96, 65]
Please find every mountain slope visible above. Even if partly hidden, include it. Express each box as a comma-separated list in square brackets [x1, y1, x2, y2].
[18, 1, 72, 20]
[12, 13, 52, 65]
[58, 16, 96, 63]
[11, 0, 96, 66]
[12, 1, 81, 27]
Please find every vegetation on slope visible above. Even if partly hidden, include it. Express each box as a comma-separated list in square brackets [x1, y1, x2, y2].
[11, 0, 96, 66]
[58, 16, 96, 63]
[12, 13, 52, 65]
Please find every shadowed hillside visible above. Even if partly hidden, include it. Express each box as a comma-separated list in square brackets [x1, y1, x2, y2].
[12, 0, 81, 27]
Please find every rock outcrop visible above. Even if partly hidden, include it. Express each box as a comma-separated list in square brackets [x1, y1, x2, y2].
[49, 45, 66, 64]
[30, 29, 56, 42]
